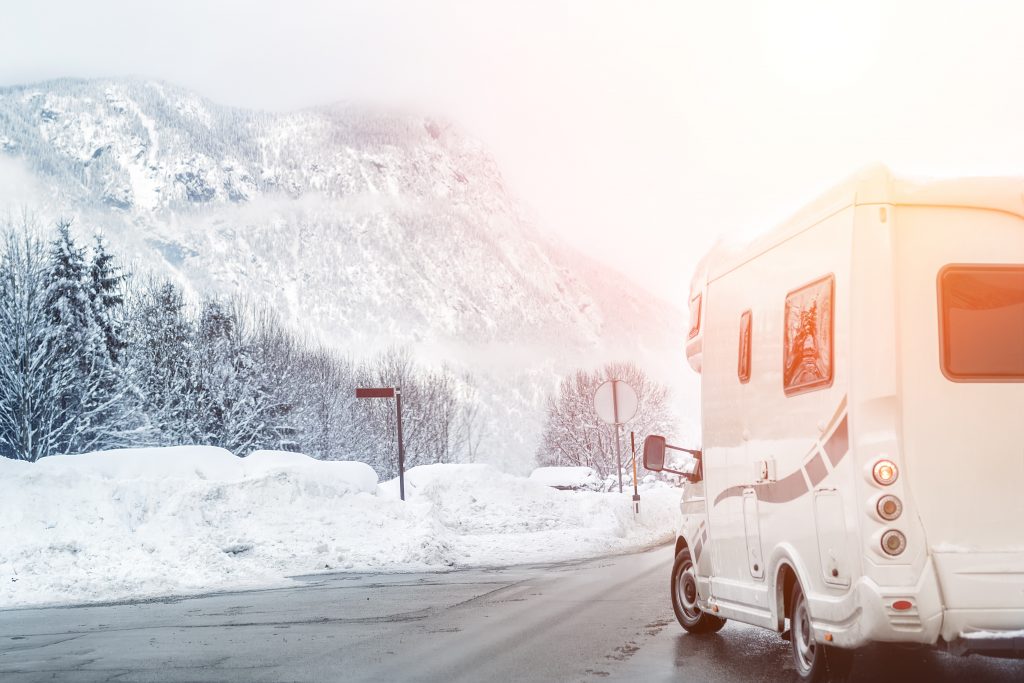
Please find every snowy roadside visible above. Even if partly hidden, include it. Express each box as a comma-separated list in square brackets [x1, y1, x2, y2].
[0, 448, 680, 609]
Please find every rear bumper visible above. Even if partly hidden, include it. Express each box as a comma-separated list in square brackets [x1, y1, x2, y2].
[811, 560, 945, 649]
[812, 556, 1024, 654]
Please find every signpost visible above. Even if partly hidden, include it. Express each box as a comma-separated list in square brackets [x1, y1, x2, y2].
[593, 379, 638, 495]
[630, 431, 640, 513]
[355, 387, 406, 501]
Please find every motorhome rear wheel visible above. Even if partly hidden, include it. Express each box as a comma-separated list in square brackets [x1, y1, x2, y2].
[789, 582, 853, 681]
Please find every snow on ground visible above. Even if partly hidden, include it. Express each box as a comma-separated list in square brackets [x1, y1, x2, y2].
[0, 448, 680, 609]
[528, 465, 602, 490]
[962, 629, 1024, 640]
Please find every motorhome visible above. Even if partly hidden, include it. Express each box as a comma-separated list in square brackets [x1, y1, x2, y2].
[643, 165, 1024, 681]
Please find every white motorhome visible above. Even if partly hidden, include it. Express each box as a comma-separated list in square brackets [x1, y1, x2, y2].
[643, 165, 1024, 681]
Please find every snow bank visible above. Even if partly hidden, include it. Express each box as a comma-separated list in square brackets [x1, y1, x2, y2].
[962, 629, 1024, 640]
[529, 466, 602, 490]
[379, 463, 678, 567]
[0, 450, 679, 608]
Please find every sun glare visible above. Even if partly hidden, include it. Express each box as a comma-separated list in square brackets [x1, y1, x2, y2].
[752, 0, 882, 91]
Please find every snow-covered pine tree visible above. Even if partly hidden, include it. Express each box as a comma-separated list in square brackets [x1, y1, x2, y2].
[88, 234, 127, 363]
[248, 309, 304, 453]
[80, 232, 134, 450]
[0, 224, 75, 461]
[126, 280, 201, 446]
[193, 298, 278, 455]
[41, 220, 101, 455]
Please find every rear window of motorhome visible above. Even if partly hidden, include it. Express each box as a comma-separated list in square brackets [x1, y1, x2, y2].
[783, 275, 835, 396]
[938, 265, 1024, 381]
[738, 310, 752, 383]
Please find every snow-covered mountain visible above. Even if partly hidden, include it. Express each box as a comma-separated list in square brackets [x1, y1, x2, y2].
[0, 78, 689, 470]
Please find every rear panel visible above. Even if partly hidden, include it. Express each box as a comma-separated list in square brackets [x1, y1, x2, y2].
[893, 206, 1024, 633]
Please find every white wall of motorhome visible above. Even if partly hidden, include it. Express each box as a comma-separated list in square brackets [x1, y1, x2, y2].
[699, 202, 861, 629]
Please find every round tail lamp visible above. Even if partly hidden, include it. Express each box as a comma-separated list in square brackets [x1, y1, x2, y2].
[877, 495, 903, 521]
[872, 460, 899, 486]
[881, 529, 907, 556]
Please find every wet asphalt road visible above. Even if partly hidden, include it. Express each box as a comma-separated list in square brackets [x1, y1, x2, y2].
[1, 544, 1023, 682]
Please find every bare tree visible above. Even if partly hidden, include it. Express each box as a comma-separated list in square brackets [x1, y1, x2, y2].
[537, 361, 673, 478]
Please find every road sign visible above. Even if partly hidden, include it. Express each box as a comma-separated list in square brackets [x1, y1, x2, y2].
[356, 387, 395, 399]
[593, 380, 638, 425]
[356, 386, 405, 500]
[593, 379, 639, 495]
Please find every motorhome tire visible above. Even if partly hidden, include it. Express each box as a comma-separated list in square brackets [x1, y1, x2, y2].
[671, 547, 726, 634]
[789, 582, 853, 682]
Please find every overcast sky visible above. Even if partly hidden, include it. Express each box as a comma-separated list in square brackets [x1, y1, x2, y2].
[3, 1, 1024, 307]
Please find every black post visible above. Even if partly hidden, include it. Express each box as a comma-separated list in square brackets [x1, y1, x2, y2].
[395, 387, 406, 501]
[631, 431, 640, 514]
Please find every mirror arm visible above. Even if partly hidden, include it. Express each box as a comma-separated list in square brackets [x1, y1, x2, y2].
[665, 444, 702, 458]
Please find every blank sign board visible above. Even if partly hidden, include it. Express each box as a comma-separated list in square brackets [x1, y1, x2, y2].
[593, 380, 638, 425]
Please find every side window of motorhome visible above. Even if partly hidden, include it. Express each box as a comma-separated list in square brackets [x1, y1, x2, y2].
[688, 294, 702, 339]
[938, 265, 1024, 381]
[738, 309, 752, 383]
[783, 274, 835, 396]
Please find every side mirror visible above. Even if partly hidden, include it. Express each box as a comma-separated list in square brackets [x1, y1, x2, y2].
[643, 435, 667, 472]
[643, 434, 703, 482]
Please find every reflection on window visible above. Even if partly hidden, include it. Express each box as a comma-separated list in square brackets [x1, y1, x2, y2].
[738, 309, 752, 383]
[938, 265, 1024, 381]
[688, 294, 702, 339]
[783, 275, 834, 396]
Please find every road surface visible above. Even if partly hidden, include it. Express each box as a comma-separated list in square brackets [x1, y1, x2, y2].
[2, 545, 1023, 682]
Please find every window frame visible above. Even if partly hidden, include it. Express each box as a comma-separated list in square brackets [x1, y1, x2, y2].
[936, 263, 1024, 383]
[782, 273, 835, 397]
[738, 309, 752, 383]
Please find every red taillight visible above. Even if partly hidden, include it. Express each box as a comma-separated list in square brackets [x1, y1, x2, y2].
[872, 459, 899, 486]
[892, 600, 913, 611]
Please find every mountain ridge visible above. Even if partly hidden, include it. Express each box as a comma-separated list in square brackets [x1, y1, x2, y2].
[0, 77, 689, 470]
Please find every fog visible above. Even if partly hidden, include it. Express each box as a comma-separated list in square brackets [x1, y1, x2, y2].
[3, 0, 1024, 305]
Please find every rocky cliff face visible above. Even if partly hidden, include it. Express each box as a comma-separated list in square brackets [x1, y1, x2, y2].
[0, 78, 686, 470]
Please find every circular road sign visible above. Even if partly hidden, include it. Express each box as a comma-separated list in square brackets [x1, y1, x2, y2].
[593, 379, 638, 425]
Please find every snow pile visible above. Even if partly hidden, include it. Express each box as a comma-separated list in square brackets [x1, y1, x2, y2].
[378, 463, 677, 567]
[962, 629, 1024, 640]
[0, 449, 680, 608]
[528, 466, 602, 490]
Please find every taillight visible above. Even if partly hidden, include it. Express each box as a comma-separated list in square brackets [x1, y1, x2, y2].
[877, 495, 903, 521]
[881, 529, 907, 556]
[872, 459, 899, 486]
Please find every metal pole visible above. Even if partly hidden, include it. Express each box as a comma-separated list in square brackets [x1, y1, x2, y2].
[396, 388, 406, 501]
[612, 380, 623, 493]
[631, 431, 640, 513]
[614, 424, 624, 494]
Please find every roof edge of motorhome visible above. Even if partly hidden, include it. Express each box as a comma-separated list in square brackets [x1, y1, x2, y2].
[700, 164, 1024, 285]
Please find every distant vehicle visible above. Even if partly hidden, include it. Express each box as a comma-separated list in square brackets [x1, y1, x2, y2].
[645, 165, 1024, 681]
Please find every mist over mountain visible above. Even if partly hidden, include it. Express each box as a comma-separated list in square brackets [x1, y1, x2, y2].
[0, 78, 689, 471]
